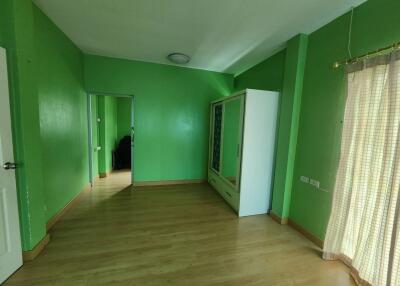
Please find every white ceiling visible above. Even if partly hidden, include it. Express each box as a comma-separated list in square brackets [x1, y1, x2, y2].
[34, 0, 366, 75]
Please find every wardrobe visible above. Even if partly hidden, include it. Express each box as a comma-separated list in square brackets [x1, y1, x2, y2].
[208, 89, 279, 217]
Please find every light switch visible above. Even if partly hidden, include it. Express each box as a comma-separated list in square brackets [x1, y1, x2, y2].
[310, 179, 320, 188]
[300, 176, 310, 183]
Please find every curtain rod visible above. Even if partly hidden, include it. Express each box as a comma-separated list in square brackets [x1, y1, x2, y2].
[333, 41, 400, 69]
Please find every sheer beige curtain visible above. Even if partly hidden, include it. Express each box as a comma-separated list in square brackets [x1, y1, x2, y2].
[323, 51, 400, 286]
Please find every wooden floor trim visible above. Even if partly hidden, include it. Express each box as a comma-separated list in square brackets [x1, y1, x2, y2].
[99, 170, 115, 178]
[288, 219, 324, 249]
[27, 183, 93, 261]
[22, 234, 50, 261]
[99, 172, 108, 178]
[133, 179, 207, 187]
[269, 211, 289, 225]
[46, 184, 92, 232]
[269, 213, 324, 249]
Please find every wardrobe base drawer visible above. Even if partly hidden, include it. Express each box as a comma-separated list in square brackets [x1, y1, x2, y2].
[208, 171, 239, 213]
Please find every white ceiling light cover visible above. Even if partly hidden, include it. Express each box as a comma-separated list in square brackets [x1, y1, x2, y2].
[167, 53, 191, 64]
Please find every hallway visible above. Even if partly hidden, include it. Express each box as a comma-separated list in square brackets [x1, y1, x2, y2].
[5, 172, 354, 286]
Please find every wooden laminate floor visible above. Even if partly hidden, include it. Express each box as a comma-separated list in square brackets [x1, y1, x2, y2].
[5, 171, 354, 286]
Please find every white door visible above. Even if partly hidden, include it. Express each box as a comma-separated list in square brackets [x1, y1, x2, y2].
[0, 47, 22, 284]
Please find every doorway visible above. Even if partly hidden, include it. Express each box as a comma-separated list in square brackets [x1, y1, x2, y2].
[87, 93, 134, 186]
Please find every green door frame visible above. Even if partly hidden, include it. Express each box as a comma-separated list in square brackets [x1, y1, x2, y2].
[86, 92, 135, 185]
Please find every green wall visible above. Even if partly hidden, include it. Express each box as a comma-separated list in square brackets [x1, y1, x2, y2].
[233, 0, 400, 242]
[1, 0, 47, 251]
[34, 6, 89, 221]
[0, 1, 89, 250]
[0, 1, 7, 47]
[290, 0, 400, 240]
[117, 97, 132, 143]
[2, 1, 233, 248]
[84, 55, 233, 183]
[234, 49, 286, 92]
[98, 95, 118, 173]
[91, 95, 99, 179]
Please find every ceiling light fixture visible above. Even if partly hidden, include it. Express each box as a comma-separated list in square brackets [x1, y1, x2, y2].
[167, 53, 191, 65]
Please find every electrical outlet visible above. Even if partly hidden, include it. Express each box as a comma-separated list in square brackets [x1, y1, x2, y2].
[310, 179, 320, 188]
[300, 176, 310, 183]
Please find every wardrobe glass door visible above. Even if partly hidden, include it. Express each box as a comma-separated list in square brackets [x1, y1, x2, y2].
[221, 97, 242, 187]
[211, 103, 223, 172]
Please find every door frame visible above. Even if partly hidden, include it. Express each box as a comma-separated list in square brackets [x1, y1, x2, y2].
[86, 92, 135, 185]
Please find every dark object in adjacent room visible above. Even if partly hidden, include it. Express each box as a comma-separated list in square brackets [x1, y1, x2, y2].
[113, 136, 131, 170]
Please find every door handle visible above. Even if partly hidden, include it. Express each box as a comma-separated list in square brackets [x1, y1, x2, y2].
[3, 162, 17, 170]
